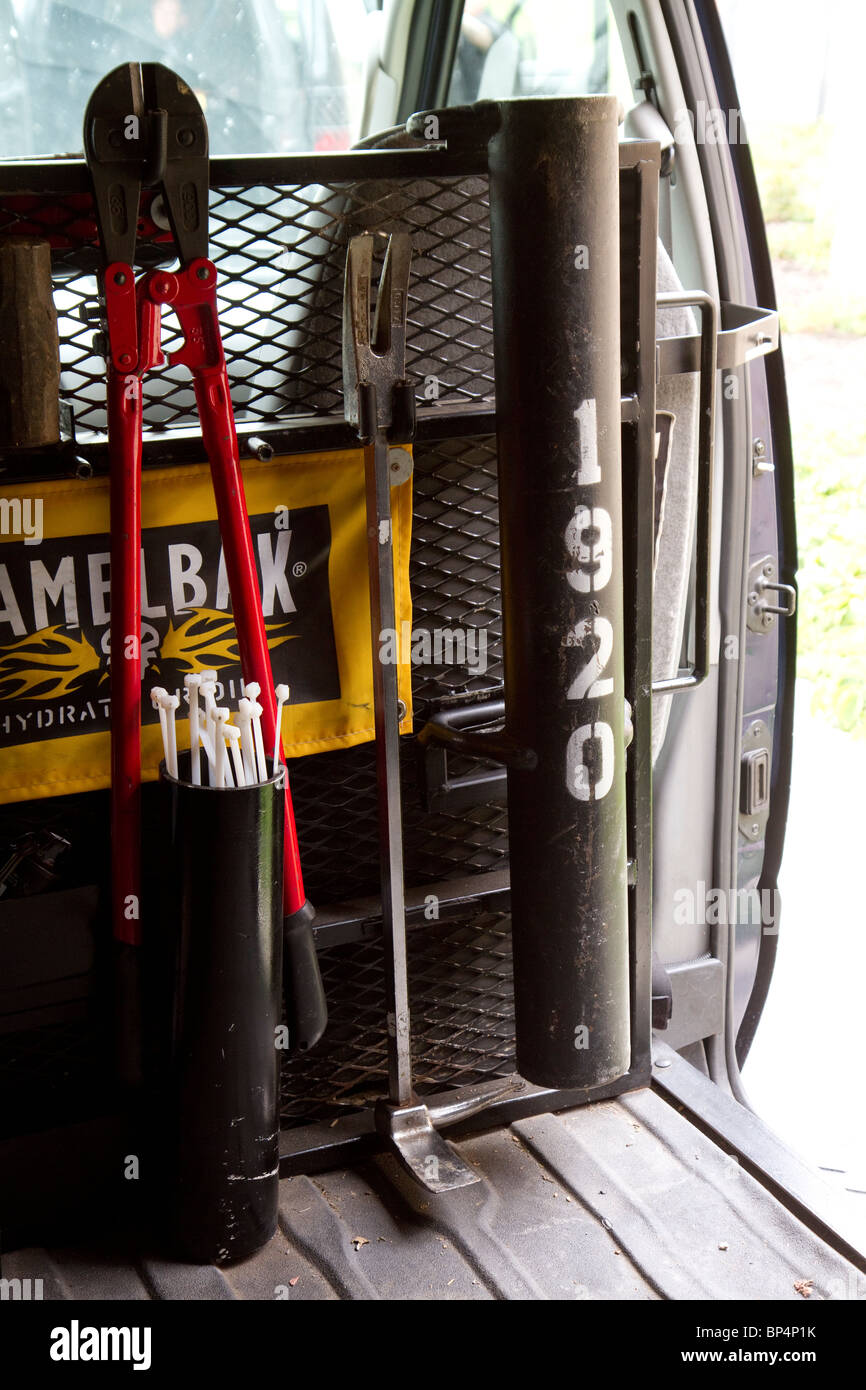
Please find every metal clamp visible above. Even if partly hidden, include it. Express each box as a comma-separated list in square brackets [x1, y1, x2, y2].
[417, 699, 536, 813]
[652, 290, 717, 693]
[656, 300, 778, 378]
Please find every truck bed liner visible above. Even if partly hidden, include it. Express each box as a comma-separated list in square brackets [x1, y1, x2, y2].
[6, 1075, 862, 1301]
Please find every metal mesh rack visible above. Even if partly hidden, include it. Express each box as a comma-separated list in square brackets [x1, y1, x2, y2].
[0, 171, 493, 435]
[0, 147, 513, 1145]
[280, 910, 513, 1126]
[409, 434, 503, 706]
[288, 429, 506, 906]
[0, 136, 658, 1161]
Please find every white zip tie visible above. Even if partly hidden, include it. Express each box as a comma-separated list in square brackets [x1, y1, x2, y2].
[236, 698, 258, 785]
[226, 723, 246, 787]
[150, 687, 170, 775]
[198, 720, 217, 787]
[248, 698, 268, 783]
[199, 721, 215, 763]
[200, 678, 217, 719]
[164, 693, 180, 781]
[199, 682, 218, 788]
[273, 683, 289, 776]
[185, 674, 202, 786]
[213, 707, 231, 789]
[200, 677, 218, 758]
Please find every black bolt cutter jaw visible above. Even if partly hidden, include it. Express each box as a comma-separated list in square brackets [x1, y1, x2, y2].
[84, 61, 209, 269]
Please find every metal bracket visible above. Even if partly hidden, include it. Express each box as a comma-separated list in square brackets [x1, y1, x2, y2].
[652, 291, 717, 693]
[656, 300, 778, 379]
[752, 437, 774, 478]
[739, 719, 772, 842]
[374, 1075, 526, 1192]
[417, 700, 536, 813]
[747, 555, 796, 634]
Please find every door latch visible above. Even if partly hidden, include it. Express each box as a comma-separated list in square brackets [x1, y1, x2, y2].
[747, 556, 796, 634]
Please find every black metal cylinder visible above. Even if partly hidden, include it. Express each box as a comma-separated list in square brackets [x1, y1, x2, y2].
[488, 97, 630, 1088]
[161, 753, 284, 1262]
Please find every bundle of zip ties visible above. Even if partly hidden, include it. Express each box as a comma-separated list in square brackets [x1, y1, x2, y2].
[152, 670, 290, 788]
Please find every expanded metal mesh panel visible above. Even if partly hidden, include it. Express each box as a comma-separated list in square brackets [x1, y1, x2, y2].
[410, 433, 503, 704]
[280, 911, 514, 1126]
[289, 739, 507, 905]
[0, 174, 493, 434]
[286, 430, 506, 905]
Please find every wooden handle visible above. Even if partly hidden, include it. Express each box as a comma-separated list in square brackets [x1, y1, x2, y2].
[0, 237, 60, 448]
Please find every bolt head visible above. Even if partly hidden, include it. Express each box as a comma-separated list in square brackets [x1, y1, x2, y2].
[113, 270, 127, 285]
[196, 265, 210, 281]
[387, 445, 413, 484]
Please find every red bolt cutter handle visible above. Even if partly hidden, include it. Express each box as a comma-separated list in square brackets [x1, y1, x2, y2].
[103, 264, 151, 947]
[87, 62, 324, 1063]
[107, 359, 143, 944]
[186, 348, 305, 915]
[104, 258, 306, 924]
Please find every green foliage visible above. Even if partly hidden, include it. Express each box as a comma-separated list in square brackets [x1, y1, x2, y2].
[751, 119, 866, 738]
[792, 427, 866, 737]
[751, 120, 831, 227]
[779, 296, 866, 336]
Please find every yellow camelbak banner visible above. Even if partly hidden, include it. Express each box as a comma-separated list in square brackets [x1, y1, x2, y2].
[0, 448, 412, 803]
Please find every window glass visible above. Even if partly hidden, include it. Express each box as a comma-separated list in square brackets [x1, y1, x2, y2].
[449, 1, 633, 112]
[0, 0, 370, 157]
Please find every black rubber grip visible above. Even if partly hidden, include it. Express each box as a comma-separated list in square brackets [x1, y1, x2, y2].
[283, 899, 328, 1054]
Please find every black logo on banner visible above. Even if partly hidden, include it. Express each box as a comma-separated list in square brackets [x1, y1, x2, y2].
[0, 506, 340, 748]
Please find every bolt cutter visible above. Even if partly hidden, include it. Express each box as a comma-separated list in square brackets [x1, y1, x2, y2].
[83, 65, 321, 1049]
